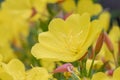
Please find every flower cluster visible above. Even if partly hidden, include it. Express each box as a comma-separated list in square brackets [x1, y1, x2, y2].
[0, 0, 120, 80]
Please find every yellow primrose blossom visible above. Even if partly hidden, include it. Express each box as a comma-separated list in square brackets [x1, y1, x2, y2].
[92, 72, 110, 80]
[31, 13, 102, 62]
[99, 11, 111, 31]
[0, 72, 14, 80]
[92, 67, 120, 80]
[61, 0, 102, 16]
[0, 44, 16, 62]
[77, 0, 102, 16]
[1, 0, 55, 21]
[109, 26, 120, 58]
[0, 59, 51, 80]
[26, 67, 50, 80]
[0, 10, 29, 47]
[61, 0, 76, 12]
[0, 59, 26, 80]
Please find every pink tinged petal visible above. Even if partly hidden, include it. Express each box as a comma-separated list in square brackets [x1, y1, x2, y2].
[95, 31, 104, 54]
[53, 63, 73, 73]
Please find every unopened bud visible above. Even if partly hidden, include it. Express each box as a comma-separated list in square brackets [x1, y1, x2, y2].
[104, 32, 114, 53]
[89, 47, 95, 59]
[53, 63, 73, 73]
[57, 0, 64, 3]
[106, 69, 114, 76]
[31, 7, 37, 18]
[95, 31, 104, 54]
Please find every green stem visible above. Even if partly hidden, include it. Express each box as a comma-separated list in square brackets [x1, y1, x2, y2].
[88, 54, 96, 78]
[71, 72, 80, 80]
[112, 53, 118, 68]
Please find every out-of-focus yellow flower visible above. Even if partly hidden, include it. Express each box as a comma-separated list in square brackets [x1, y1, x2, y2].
[0, 10, 29, 47]
[1, 0, 57, 21]
[113, 67, 120, 80]
[109, 26, 120, 58]
[0, 44, 16, 62]
[98, 11, 111, 31]
[77, 0, 102, 16]
[92, 67, 120, 80]
[31, 13, 102, 62]
[86, 59, 103, 71]
[26, 67, 50, 80]
[40, 59, 56, 72]
[92, 72, 110, 80]
[61, 0, 102, 16]
[0, 59, 26, 80]
[0, 59, 51, 80]
[61, 0, 76, 12]
[0, 72, 14, 80]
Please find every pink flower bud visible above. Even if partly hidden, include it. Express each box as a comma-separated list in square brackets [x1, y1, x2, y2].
[31, 7, 37, 18]
[106, 69, 114, 76]
[95, 31, 104, 54]
[53, 63, 73, 73]
[104, 32, 114, 53]
[57, 0, 64, 3]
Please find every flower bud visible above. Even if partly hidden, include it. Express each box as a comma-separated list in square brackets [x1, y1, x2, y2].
[57, 0, 64, 3]
[104, 32, 114, 53]
[53, 63, 73, 73]
[95, 31, 104, 54]
[106, 69, 114, 76]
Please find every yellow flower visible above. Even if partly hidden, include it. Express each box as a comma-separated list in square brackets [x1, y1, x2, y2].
[0, 59, 50, 80]
[98, 11, 111, 31]
[0, 44, 16, 62]
[31, 13, 102, 62]
[61, 0, 76, 12]
[77, 0, 102, 16]
[109, 26, 120, 58]
[26, 67, 50, 80]
[0, 72, 13, 80]
[1, 0, 48, 21]
[61, 0, 102, 16]
[92, 72, 110, 80]
[0, 59, 26, 80]
[0, 10, 29, 47]
[92, 67, 120, 80]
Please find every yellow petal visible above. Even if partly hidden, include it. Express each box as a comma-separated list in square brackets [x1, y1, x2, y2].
[113, 67, 120, 80]
[0, 72, 13, 80]
[61, 0, 76, 12]
[92, 72, 109, 80]
[7, 59, 25, 80]
[26, 67, 49, 80]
